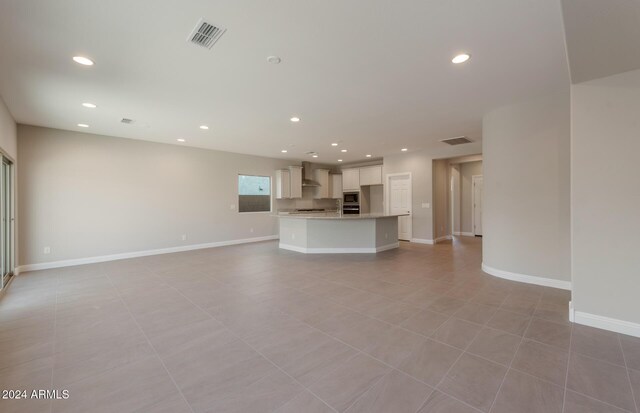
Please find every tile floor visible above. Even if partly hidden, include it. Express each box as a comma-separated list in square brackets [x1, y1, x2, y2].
[0, 237, 638, 413]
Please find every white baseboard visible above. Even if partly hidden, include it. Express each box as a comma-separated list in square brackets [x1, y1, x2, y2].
[376, 242, 400, 252]
[278, 242, 399, 254]
[279, 242, 400, 254]
[411, 236, 452, 244]
[569, 301, 574, 322]
[454, 232, 474, 237]
[17, 235, 279, 273]
[410, 238, 434, 245]
[573, 310, 640, 338]
[481, 263, 572, 291]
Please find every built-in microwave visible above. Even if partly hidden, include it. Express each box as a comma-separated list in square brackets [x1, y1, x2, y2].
[343, 192, 359, 204]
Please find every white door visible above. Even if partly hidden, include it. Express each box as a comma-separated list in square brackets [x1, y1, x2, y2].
[389, 174, 412, 240]
[472, 175, 483, 236]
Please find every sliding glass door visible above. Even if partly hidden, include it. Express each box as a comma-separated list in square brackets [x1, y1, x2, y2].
[0, 156, 13, 289]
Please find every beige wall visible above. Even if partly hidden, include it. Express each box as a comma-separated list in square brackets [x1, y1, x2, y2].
[460, 161, 482, 234]
[482, 90, 571, 283]
[383, 152, 434, 241]
[432, 159, 449, 240]
[0, 96, 17, 160]
[450, 164, 461, 235]
[18, 125, 293, 266]
[571, 68, 640, 325]
[383, 145, 482, 242]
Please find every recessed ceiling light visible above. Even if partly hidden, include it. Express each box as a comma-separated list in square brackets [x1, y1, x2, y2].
[73, 56, 94, 66]
[338, 159, 343, 162]
[401, 148, 408, 152]
[331, 143, 338, 146]
[452, 53, 470, 64]
[82, 102, 97, 108]
[365, 154, 372, 158]
[199, 125, 209, 130]
[290, 117, 300, 123]
[177, 138, 185, 142]
[312, 154, 318, 158]
[77, 123, 89, 128]
[281, 149, 288, 153]
[341, 149, 347, 153]
[267, 56, 281, 64]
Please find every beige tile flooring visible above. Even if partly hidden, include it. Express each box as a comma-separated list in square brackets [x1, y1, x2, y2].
[1, 237, 639, 413]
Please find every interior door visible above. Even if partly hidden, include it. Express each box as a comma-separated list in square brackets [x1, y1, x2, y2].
[473, 175, 483, 236]
[389, 174, 411, 240]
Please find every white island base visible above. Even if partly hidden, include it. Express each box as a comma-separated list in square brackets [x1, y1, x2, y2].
[277, 214, 402, 254]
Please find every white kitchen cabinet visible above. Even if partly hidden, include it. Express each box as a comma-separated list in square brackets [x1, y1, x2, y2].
[359, 165, 383, 186]
[330, 174, 343, 198]
[313, 169, 330, 199]
[288, 166, 303, 198]
[342, 168, 360, 191]
[275, 169, 290, 199]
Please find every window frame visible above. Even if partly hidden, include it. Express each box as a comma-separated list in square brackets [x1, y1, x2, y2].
[237, 173, 273, 214]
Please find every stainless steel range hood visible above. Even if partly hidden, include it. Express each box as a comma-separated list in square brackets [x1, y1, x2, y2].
[301, 162, 321, 187]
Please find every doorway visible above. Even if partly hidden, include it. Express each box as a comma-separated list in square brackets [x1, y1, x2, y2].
[1, 156, 14, 290]
[387, 173, 412, 241]
[472, 175, 483, 236]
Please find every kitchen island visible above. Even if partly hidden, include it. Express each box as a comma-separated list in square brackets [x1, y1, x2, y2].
[276, 213, 407, 253]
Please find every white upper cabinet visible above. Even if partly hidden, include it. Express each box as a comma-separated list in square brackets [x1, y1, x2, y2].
[313, 169, 330, 199]
[330, 174, 343, 198]
[342, 168, 360, 191]
[359, 165, 383, 186]
[289, 166, 303, 198]
[275, 169, 290, 199]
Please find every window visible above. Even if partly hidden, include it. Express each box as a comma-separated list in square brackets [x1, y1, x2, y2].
[238, 174, 271, 213]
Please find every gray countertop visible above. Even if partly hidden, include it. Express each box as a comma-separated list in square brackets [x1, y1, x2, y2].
[275, 213, 408, 220]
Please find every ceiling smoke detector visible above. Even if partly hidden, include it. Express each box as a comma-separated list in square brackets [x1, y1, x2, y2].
[441, 136, 473, 145]
[121, 118, 135, 124]
[188, 18, 226, 49]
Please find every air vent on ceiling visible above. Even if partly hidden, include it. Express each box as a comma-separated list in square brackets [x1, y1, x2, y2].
[188, 18, 226, 49]
[121, 118, 134, 124]
[441, 136, 473, 145]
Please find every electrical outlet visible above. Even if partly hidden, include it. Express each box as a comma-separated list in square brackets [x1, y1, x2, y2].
[250, 228, 254, 233]
[385, 233, 388, 239]
[181, 234, 187, 241]
[291, 233, 295, 240]
[43, 246, 51, 254]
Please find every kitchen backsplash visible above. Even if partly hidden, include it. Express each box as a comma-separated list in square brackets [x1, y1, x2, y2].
[275, 186, 339, 211]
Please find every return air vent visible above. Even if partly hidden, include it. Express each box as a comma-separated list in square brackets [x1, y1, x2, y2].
[121, 118, 134, 124]
[188, 18, 226, 49]
[441, 136, 473, 145]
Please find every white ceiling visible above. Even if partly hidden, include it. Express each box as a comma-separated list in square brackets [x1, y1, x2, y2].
[0, 0, 569, 164]
[561, 0, 640, 84]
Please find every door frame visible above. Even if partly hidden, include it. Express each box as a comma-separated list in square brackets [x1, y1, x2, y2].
[0, 153, 15, 291]
[385, 172, 412, 241]
[471, 174, 483, 236]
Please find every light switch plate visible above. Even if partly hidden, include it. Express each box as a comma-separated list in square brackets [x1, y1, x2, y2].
[422, 203, 430, 208]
